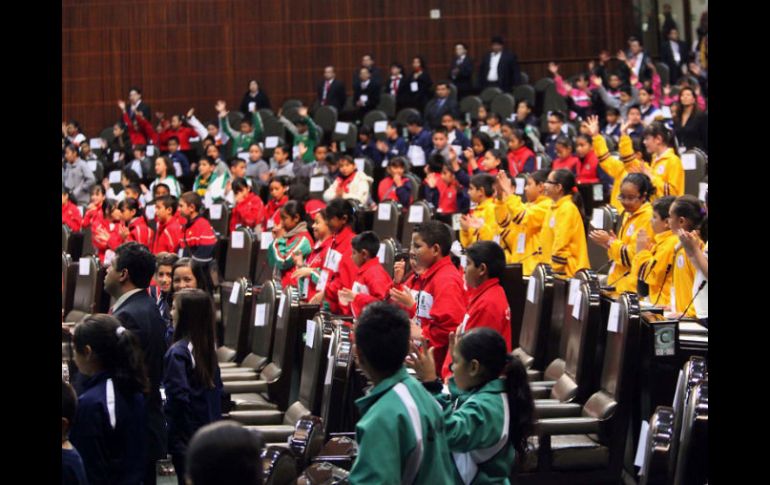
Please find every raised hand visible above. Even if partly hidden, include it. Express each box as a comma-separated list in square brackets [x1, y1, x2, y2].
[393, 260, 406, 284]
[636, 229, 652, 253]
[186, 107, 195, 119]
[548, 62, 559, 75]
[297, 106, 308, 118]
[497, 171, 514, 196]
[405, 338, 437, 382]
[215, 100, 226, 113]
[117, 100, 127, 112]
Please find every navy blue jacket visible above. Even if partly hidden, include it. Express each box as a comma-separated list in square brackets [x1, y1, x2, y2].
[354, 140, 379, 161]
[409, 129, 434, 159]
[162, 339, 223, 456]
[70, 372, 146, 485]
[113, 290, 169, 461]
[62, 448, 89, 485]
[373, 136, 408, 166]
[169, 151, 191, 177]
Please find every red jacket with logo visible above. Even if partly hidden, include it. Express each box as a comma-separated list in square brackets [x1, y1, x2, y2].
[230, 192, 265, 233]
[302, 236, 333, 302]
[91, 220, 124, 263]
[552, 155, 580, 174]
[576, 149, 601, 184]
[158, 123, 197, 152]
[263, 195, 288, 229]
[82, 203, 105, 230]
[349, 257, 393, 318]
[181, 215, 218, 261]
[507, 145, 537, 176]
[322, 225, 358, 315]
[127, 217, 154, 248]
[62, 201, 82, 232]
[152, 217, 183, 254]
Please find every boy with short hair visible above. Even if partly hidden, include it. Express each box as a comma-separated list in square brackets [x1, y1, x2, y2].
[349, 302, 455, 484]
[216, 100, 264, 157]
[376, 157, 412, 206]
[179, 192, 218, 262]
[277, 106, 320, 163]
[151, 195, 183, 254]
[149, 251, 178, 341]
[459, 173, 500, 248]
[337, 231, 392, 318]
[229, 178, 264, 232]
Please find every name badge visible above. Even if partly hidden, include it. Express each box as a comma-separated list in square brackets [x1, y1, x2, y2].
[416, 291, 434, 319]
[316, 270, 329, 292]
[549, 216, 556, 228]
[677, 253, 685, 268]
[352, 281, 369, 295]
[410, 81, 419, 92]
[325, 249, 342, 272]
[516, 233, 526, 254]
[626, 223, 635, 237]
[657, 164, 665, 175]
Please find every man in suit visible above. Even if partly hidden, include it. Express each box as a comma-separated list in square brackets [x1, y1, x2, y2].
[424, 81, 460, 129]
[448, 43, 474, 98]
[387, 62, 410, 111]
[353, 67, 381, 118]
[619, 36, 652, 84]
[478, 36, 520, 92]
[661, 28, 690, 84]
[104, 241, 168, 485]
[353, 53, 384, 91]
[318, 66, 346, 111]
[127, 86, 152, 120]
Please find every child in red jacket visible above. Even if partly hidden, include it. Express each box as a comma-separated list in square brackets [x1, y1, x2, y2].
[377, 157, 413, 206]
[574, 134, 601, 184]
[157, 114, 197, 152]
[82, 185, 107, 230]
[62, 188, 82, 232]
[92, 201, 124, 264]
[230, 178, 264, 233]
[506, 127, 537, 176]
[151, 195, 183, 254]
[338, 231, 392, 318]
[262, 176, 290, 230]
[551, 135, 579, 174]
[118, 198, 154, 248]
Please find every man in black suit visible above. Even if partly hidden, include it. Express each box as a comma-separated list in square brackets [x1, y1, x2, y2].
[619, 36, 653, 84]
[318, 66, 346, 111]
[478, 36, 520, 92]
[661, 28, 690, 84]
[104, 242, 168, 485]
[352, 53, 384, 91]
[387, 62, 410, 111]
[448, 43, 474, 98]
[424, 81, 460, 129]
[127, 86, 151, 120]
[353, 67, 381, 117]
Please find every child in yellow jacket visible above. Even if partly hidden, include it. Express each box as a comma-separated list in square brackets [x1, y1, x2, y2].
[668, 195, 706, 318]
[632, 196, 678, 307]
[460, 173, 500, 247]
[494, 170, 551, 274]
[641, 122, 685, 199]
[539, 169, 590, 277]
[589, 173, 654, 293]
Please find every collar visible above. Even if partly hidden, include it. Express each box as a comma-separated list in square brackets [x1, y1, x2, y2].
[355, 367, 411, 414]
[357, 257, 382, 276]
[512, 145, 531, 156]
[654, 229, 675, 243]
[534, 194, 550, 205]
[185, 213, 204, 229]
[654, 147, 675, 163]
[392, 74, 402, 80]
[446, 376, 506, 402]
[467, 277, 500, 305]
[477, 198, 495, 211]
[552, 194, 572, 210]
[415, 255, 454, 286]
[82, 370, 111, 390]
[111, 288, 144, 313]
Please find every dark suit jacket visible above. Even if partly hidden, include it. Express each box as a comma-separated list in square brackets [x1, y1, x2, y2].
[674, 111, 708, 153]
[661, 40, 690, 84]
[403, 71, 433, 112]
[449, 55, 474, 97]
[129, 101, 151, 121]
[353, 79, 382, 114]
[385, 76, 411, 111]
[317, 78, 347, 111]
[239, 91, 272, 116]
[114, 289, 169, 459]
[478, 50, 520, 92]
[619, 51, 653, 83]
[424, 96, 460, 129]
[353, 66, 384, 90]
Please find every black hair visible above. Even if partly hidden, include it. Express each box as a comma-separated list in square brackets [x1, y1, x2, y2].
[472, 132, 494, 153]
[90, 184, 106, 197]
[64, 144, 79, 155]
[172, 257, 215, 296]
[351, 230, 380, 258]
[155, 195, 178, 214]
[388, 156, 407, 169]
[548, 110, 566, 123]
[239, 117, 253, 128]
[155, 252, 179, 269]
[355, 302, 411, 375]
[389, 62, 404, 72]
[181, 191, 204, 212]
[231, 177, 250, 194]
[359, 125, 373, 137]
[406, 113, 423, 126]
[173, 289, 218, 388]
[642, 121, 675, 148]
[457, 327, 534, 462]
[168, 136, 180, 145]
[114, 241, 156, 287]
[555, 135, 573, 151]
[248, 142, 262, 151]
[67, 120, 81, 130]
[627, 105, 642, 116]
[62, 380, 77, 429]
[156, 156, 175, 178]
[619, 85, 632, 96]
[606, 107, 620, 117]
[620, 173, 654, 201]
[412, 55, 428, 70]
[125, 183, 141, 196]
[415, 220, 453, 256]
[427, 153, 446, 174]
[487, 111, 501, 122]
[652, 195, 676, 220]
[153, 183, 171, 196]
[128, 86, 142, 95]
[575, 133, 592, 146]
[466, 241, 506, 279]
[280, 199, 306, 223]
[269, 174, 291, 188]
[435, 80, 450, 89]
[132, 144, 146, 153]
[73, 314, 149, 396]
[118, 197, 144, 219]
[121, 168, 141, 186]
[387, 120, 402, 133]
[198, 156, 215, 167]
[528, 169, 549, 185]
[549, 169, 585, 218]
[470, 173, 495, 197]
[671, 194, 706, 235]
[186, 421, 264, 485]
[230, 157, 246, 168]
[325, 198, 356, 228]
[433, 126, 448, 136]
[487, 148, 506, 164]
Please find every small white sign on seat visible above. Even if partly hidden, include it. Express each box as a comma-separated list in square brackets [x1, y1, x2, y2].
[335, 122, 350, 135]
[231, 231, 244, 249]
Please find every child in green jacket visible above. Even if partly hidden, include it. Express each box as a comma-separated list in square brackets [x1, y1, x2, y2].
[350, 302, 456, 484]
[277, 106, 320, 163]
[216, 99, 263, 157]
[408, 328, 535, 484]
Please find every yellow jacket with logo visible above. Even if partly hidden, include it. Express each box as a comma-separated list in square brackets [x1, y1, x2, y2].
[650, 148, 685, 199]
[606, 202, 654, 293]
[631, 229, 678, 307]
[460, 197, 500, 247]
[539, 195, 590, 277]
[671, 241, 702, 317]
[593, 134, 644, 213]
[496, 194, 551, 275]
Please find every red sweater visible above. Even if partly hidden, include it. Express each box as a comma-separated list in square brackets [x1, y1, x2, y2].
[91, 219, 124, 263]
[551, 155, 579, 174]
[158, 123, 197, 152]
[576, 150, 601, 184]
[181, 215, 217, 260]
[263, 195, 288, 229]
[62, 201, 82, 232]
[303, 236, 332, 302]
[507, 145, 536, 176]
[123, 112, 158, 146]
[322, 225, 358, 315]
[127, 217, 154, 248]
[349, 257, 393, 317]
[82, 203, 105, 230]
[152, 217, 183, 254]
[230, 192, 265, 233]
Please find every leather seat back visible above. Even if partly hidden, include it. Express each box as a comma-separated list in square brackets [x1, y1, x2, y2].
[682, 149, 707, 199]
[499, 263, 524, 349]
[224, 227, 256, 282]
[245, 279, 279, 365]
[639, 406, 675, 485]
[81, 227, 95, 256]
[313, 106, 338, 135]
[261, 446, 299, 485]
[673, 380, 708, 485]
[546, 277, 569, 373]
[515, 263, 555, 370]
[207, 203, 231, 240]
[62, 253, 76, 315]
[491, 92, 516, 119]
[372, 200, 402, 241]
[379, 238, 398, 279]
[320, 323, 353, 434]
[70, 256, 101, 318]
[221, 277, 253, 361]
[399, 201, 432, 249]
[298, 314, 326, 413]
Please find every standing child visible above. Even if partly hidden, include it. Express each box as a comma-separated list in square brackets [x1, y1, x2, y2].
[148, 251, 178, 343]
[539, 169, 590, 277]
[216, 100, 263, 157]
[632, 196, 678, 307]
[323, 155, 373, 205]
[151, 196, 183, 255]
[62, 380, 89, 485]
[424, 151, 470, 215]
[668, 195, 706, 318]
[459, 173, 500, 248]
[229, 178, 264, 233]
[377, 157, 413, 206]
[639, 121, 684, 198]
[262, 176, 290, 231]
[267, 200, 314, 288]
[62, 188, 83, 232]
[118, 198, 154, 248]
[337, 231, 392, 318]
[277, 106, 320, 163]
[91, 201, 124, 264]
[70, 314, 148, 485]
[574, 134, 603, 184]
[163, 289, 223, 485]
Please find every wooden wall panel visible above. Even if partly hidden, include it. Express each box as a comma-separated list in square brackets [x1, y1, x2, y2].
[63, 0, 634, 136]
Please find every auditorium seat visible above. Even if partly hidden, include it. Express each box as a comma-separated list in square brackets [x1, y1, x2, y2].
[399, 200, 431, 249]
[331, 121, 358, 152]
[362, 110, 387, 131]
[376, 93, 396, 118]
[220, 227, 257, 325]
[217, 276, 254, 365]
[512, 263, 555, 375]
[206, 203, 231, 239]
[491, 92, 516, 119]
[682, 148, 707, 199]
[459, 96, 483, 120]
[587, 204, 619, 274]
[371, 200, 402, 241]
[64, 256, 106, 325]
[62, 253, 76, 316]
[313, 105, 339, 140]
[480, 87, 503, 105]
[514, 84, 536, 107]
[261, 446, 299, 485]
[378, 237, 399, 279]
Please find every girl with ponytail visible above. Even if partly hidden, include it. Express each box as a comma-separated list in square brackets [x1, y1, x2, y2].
[407, 328, 535, 482]
[70, 314, 148, 485]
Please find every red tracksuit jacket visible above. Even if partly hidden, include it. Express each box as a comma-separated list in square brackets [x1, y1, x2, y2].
[122, 112, 158, 146]
[576, 149, 601, 184]
[230, 192, 265, 233]
[349, 257, 393, 318]
[152, 217, 183, 254]
[91, 220, 124, 263]
[302, 236, 332, 302]
[82, 203, 105, 230]
[507, 145, 537, 176]
[158, 123, 197, 152]
[62, 201, 82, 232]
[322, 225, 358, 315]
[407, 255, 467, 374]
[263, 195, 288, 230]
[181, 215, 218, 261]
[127, 217, 154, 248]
[551, 155, 580, 174]
[441, 277, 512, 378]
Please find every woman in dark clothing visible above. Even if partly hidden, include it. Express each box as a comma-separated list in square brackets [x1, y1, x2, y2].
[673, 86, 708, 153]
[404, 56, 433, 113]
[239, 80, 272, 116]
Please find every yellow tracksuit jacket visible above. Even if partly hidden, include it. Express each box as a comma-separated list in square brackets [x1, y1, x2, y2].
[606, 202, 654, 293]
[539, 195, 590, 277]
[631, 229, 678, 307]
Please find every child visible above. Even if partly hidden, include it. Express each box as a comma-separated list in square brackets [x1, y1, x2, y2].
[178, 192, 218, 263]
[291, 207, 332, 302]
[679, 192, 708, 325]
[105, 169, 141, 202]
[539, 169, 590, 277]
[355, 125, 378, 160]
[147, 157, 182, 199]
[149, 251, 178, 342]
[391, 220, 466, 375]
[603, 107, 622, 142]
[589, 173, 654, 293]
[462, 132, 493, 175]
[186, 108, 229, 147]
[152, 195, 183, 254]
[373, 120, 408, 167]
[506, 127, 536, 176]
[641, 121, 685, 198]
[668, 195, 706, 318]
[83, 185, 107, 230]
[118, 198, 154, 248]
[70, 314, 148, 485]
[193, 156, 229, 206]
[542, 110, 566, 160]
[105, 122, 132, 172]
[295, 144, 331, 181]
[269, 145, 296, 178]
[229, 178, 264, 233]
[167, 137, 192, 177]
[337, 231, 392, 317]
[216, 100, 263, 157]
[460, 173, 500, 248]
[185, 421, 264, 485]
[277, 106, 320, 163]
[163, 289, 223, 485]
[550, 62, 593, 120]
[406, 328, 534, 483]
[120, 100, 158, 147]
[263, 176, 290, 230]
[62, 380, 89, 485]
[63, 119, 87, 148]
[551, 135, 580, 173]
[348, 302, 455, 484]
[477, 148, 504, 175]
[267, 200, 314, 288]
[323, 155, 373, 205]
[424, 152, 470, 215]
[632, 196, 678, 307]
[377, 156, 412, 206]
[574, 133, 602, 184]
[91, 200, 124, 264]
[314, 198, 358, 315]
[442, 113, 471, 149]
[64, 144, 96, 206]
[158, 114, 197, 153]
[62, 188, 83, 232]
[243, 142, 270, 188]
[172, 258, 215, 296]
